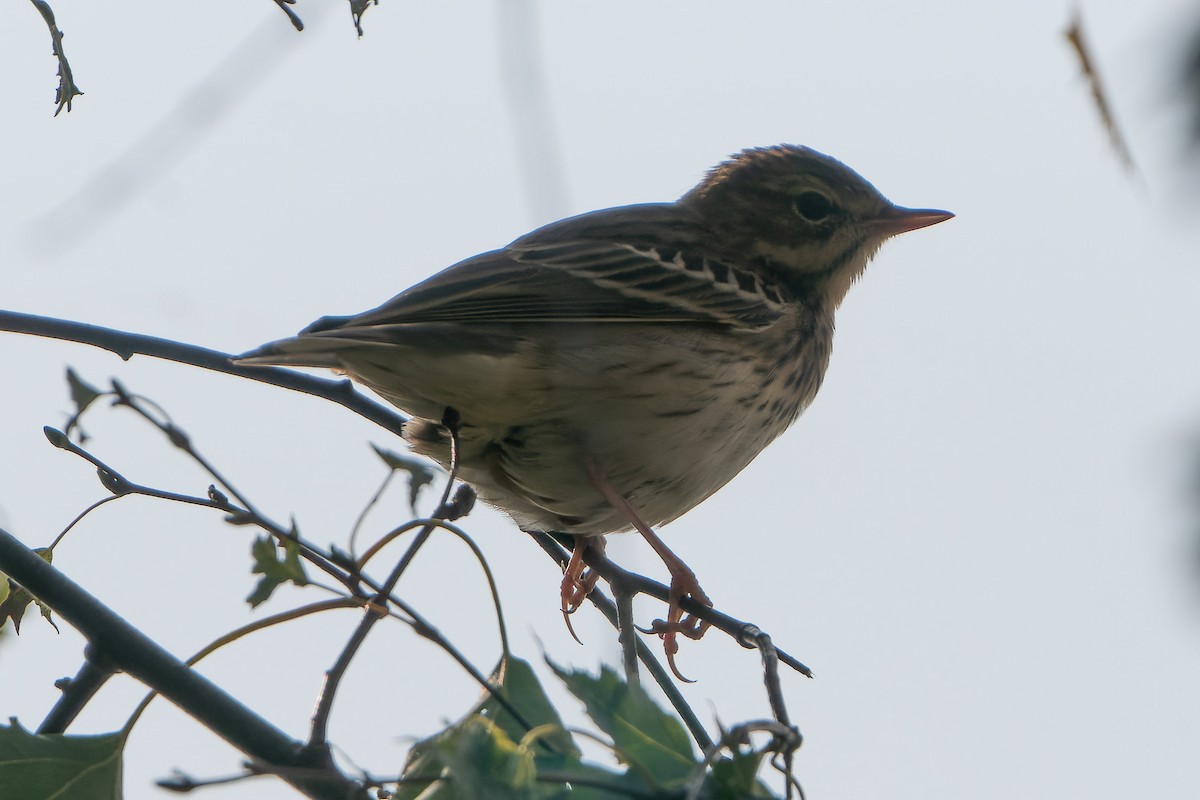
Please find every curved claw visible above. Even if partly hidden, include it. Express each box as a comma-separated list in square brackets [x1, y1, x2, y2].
[642, 570, 713, 681]
[559, 537, 601, 645]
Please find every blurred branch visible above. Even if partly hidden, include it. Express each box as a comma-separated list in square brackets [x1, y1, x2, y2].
[1064, 9, 1137, 173]
[273, 0, 304, 31]
[498, 0, 570, 222]
[1183, 18, 1200, 152]
[21, 13, 305, 257]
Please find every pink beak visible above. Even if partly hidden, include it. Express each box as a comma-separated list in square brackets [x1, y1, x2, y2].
[872, 205, 955, 236]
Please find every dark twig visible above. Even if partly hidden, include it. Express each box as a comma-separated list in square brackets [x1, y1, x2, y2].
[752, 630, 803, 799]
[29, 0, 83, 115]
[0, 310, 408, 438]
[48, 389, 538, 743]
[307, 409, 463, 748]
[272, 0, 304, 31]
[612, 576, 639, 685]
[111, 380, 266, 523]
[685, 720, 804, 800]
[0, 526, 368, 800]
[43, 426, 362, 598]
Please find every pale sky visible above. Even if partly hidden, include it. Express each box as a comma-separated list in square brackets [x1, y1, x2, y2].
[3, 2, 1200, 798]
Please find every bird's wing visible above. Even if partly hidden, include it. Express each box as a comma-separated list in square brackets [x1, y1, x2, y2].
[302, 206, 786, 336]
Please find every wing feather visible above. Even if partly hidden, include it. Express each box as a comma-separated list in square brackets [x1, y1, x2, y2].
[269, 203, 789, 361]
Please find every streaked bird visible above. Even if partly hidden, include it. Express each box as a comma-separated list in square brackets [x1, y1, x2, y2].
[238, 144, 953, 671]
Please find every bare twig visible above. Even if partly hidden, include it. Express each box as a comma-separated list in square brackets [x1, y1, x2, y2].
[28, 0, 83, 115]
[307, 409, 463, 748]
[46, 388, 535, 742]
[43, 425, 363, 598]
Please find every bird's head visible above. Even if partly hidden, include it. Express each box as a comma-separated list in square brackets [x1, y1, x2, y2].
[682, 144, 952, 306]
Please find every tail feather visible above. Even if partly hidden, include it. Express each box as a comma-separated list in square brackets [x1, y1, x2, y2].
[233, 336, 347, 369]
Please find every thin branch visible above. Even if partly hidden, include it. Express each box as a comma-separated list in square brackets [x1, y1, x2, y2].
[45, 394, 535, 741]
[0, 310, 407, 438]
[356, 516, 512, 659]
[308, 410, 464, 748]
[124, 598, 364, 734]
[43, 425, 366, 598]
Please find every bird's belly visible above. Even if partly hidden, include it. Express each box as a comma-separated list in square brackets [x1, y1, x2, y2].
[405, 328, 816, 536]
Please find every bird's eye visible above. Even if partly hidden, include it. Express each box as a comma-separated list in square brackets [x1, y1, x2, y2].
[792, 191, 835, 222]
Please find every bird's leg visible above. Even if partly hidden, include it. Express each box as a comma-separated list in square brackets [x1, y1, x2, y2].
[560, 535, 604, 644]
[587, 465, 712, 680]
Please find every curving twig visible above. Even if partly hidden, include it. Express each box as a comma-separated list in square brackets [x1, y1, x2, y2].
[29, 1, 83, 115]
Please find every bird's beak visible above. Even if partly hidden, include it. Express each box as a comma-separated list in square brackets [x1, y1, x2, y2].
[872, 205, 955, 236]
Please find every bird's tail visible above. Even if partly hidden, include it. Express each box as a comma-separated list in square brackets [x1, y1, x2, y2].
[233, 336, 347, 369]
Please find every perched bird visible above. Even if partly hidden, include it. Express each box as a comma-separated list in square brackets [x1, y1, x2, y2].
[238, 145, 952, 669]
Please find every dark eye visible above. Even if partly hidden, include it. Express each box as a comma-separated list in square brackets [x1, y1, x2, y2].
[792, 191, 835, 222]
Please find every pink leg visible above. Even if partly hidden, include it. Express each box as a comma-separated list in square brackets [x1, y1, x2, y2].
[587, 465, 712, 680]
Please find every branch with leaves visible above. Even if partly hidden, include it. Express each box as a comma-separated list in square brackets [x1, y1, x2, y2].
[0, 309, 811, 798]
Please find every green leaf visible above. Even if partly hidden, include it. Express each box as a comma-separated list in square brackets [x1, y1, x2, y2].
[397, 657, 578, 800]
[246, 534, 308, 607]
[0, 548, 58, 634]
[548, 659, 696, 787]
[0, 719, 123, 800]
[477, 657, 579, 759]
[371, 444, 438, 511]
[435, 717, 537, 799]
[397, 718, 531, 800]
[709, 749, 774, 798]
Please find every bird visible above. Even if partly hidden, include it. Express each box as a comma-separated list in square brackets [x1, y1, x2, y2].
[236, 144, 952, 672]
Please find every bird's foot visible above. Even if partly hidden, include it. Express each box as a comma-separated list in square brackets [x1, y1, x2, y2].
[640, 565, 712, 682]
[560, 537, 602, 644]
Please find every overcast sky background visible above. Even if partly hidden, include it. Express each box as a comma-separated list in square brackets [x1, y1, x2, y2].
[3, 2, 1200, 798]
